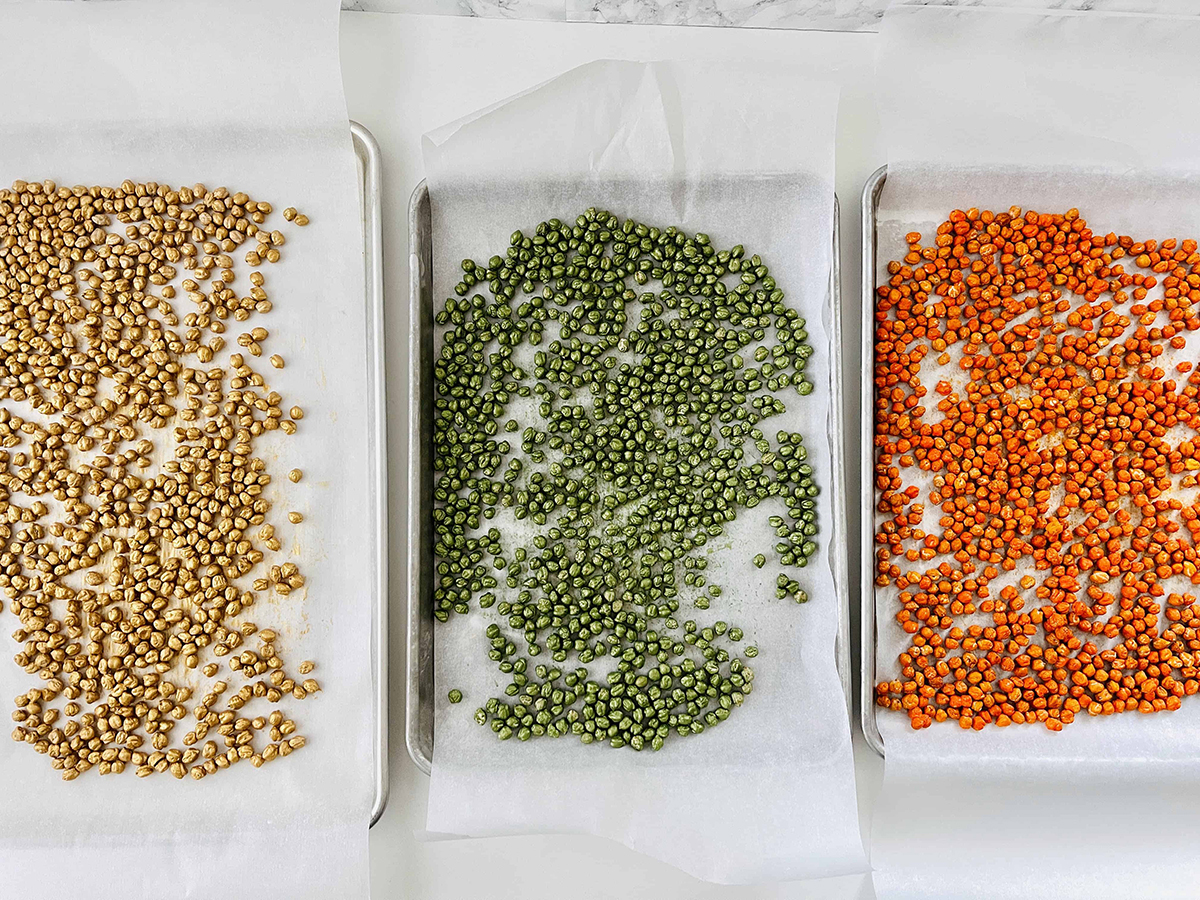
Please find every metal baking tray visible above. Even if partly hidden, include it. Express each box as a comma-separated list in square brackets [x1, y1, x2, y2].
[860, 164, 887, 757]
[350, 121, 390, 824]
[406, 181, 434, 774]
[406, 184, 851, 774]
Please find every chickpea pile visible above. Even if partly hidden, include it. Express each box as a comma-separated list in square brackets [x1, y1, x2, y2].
[2, 179, 319, 780]
[874, 205, 1200, 732]
[436, 209, 821, 750]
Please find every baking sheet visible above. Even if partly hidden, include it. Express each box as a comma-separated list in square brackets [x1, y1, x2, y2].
[406, 183, 852, 774]
[418, 59, 864, 884]
[0, 1, 376, 897]
[870, 4, 1200, 899]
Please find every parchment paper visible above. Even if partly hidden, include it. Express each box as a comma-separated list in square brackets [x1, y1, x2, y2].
[0, 2, 374, 898]
[421, 59, 864, 884]
[872, 4, 1200, 898]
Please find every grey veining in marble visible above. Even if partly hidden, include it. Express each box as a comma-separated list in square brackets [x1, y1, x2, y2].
[574, 0, 886, 29]
[341, 0, 1200, 33]
[341, 0, 887, 28]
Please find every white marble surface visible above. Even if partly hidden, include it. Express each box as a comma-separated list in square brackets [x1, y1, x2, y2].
[341, 0, 1200, 31]
[343, 0, 889, 28]
[576, 0, 886, 30]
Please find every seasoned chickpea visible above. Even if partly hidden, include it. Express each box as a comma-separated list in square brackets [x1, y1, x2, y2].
[875, 207, 1195, 734]
[0, 179, 316, 781]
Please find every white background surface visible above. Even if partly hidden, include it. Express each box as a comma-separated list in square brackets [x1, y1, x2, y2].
[342, 11, 887, 899]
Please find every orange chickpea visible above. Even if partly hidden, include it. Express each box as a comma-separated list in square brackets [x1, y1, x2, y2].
[874, 207, 1200, 733]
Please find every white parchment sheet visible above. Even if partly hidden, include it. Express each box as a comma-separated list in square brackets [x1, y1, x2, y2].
[0, 1, 374, 898]
[421, 60, 864, 884]
[872, 5, 1200, 899]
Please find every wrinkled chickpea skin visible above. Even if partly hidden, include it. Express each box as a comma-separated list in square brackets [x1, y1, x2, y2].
[875, 206, 1200, 732]
[2, 179, 316, 780]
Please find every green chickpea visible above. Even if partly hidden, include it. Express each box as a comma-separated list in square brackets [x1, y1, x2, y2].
[432, 208, 820, 751]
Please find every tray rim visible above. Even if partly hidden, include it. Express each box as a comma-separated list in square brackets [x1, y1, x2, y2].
[406, 184, 852, 773]
[406, 181, 433, 775]
[859, 164, 887, 758]
[349, 121, 391, 823]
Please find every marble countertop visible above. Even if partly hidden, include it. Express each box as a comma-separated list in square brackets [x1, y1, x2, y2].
[344, 0, 888, 28]
[340, 0, 1197, 32]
